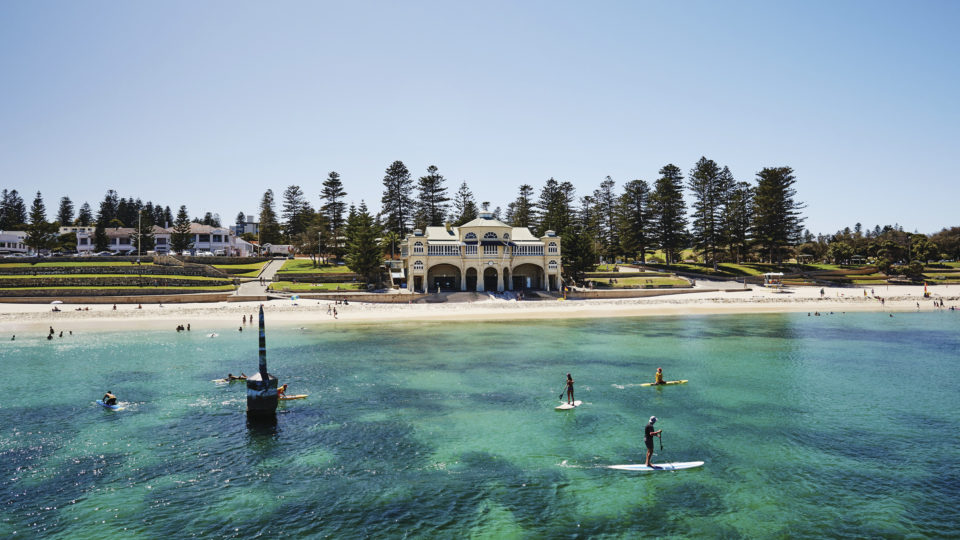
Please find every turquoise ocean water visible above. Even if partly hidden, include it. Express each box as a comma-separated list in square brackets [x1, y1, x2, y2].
[2, 311, 958, 538]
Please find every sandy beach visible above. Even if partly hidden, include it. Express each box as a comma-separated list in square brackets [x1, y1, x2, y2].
[2, 281, 956, 335]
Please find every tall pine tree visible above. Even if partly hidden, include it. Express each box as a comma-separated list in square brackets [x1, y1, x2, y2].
[650, 164, 688, 264]
[170, 205, 194, 253]
[258, 189, 282, 245]
[25, 191, 57, 254]
[505, 184, 536, 228]
[752, 166, 805, 263]
[688, 157, 730, 268]
[413, 165, 450, 230]
[618, 179, 653, 263]
[320, 171, 347, 260]
[380, 160, 414, 235]
[281, 185, 313, 240]
[344, 202, 383, 284]
[450, 182, 479, 226]
[57, 196, 74, 226]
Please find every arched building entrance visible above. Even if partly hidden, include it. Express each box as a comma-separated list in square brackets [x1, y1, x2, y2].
[465, 267, 478, 291]
[427, 264, 461, 292]
[483, 267, 499, 292]
[511, 263, 543, 290]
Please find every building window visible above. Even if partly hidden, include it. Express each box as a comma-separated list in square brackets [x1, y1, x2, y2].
[413, 241, 424, 254]
[464, 245, 477, 255]
[119, 237, 131, 245]
[483, 232, 498, 240]
[503, 233, 509, 240]
[483, 244, 498, 255]
[549, 260, 559, 270]
[79, 238, 89, 245]
[428, 244, 460, 256]
[515, 244, 544, 256]
[156, 238, 167, 245]
[413, 260, 424, 271]
[199, 234, 211, 243]
[213, 234, 222, 243]
[464, 232, 477, 241]
[548, 242, 558, 253]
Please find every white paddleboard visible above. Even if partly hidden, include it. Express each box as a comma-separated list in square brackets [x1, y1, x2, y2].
[555, 400, 583, 410]
[608, 461, 704, 471]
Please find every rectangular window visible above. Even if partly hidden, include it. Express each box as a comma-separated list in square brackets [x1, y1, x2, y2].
[156, 238, 167, 245]
[483, 244, 498, 255]
[79, 238, 89, 245]
[213, 235, 222, 243]
[199, 234, 211, 243]
[119, 238, 131, 245]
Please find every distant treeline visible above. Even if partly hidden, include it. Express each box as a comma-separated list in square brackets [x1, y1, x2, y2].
[4, 158, 958, 282]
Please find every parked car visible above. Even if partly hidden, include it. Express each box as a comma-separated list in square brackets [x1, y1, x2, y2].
[95, 251, 114, 256]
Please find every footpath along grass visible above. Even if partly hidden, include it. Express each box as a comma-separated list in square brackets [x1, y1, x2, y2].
[586, 276, 689, 288]
[268, 281, 365, 292]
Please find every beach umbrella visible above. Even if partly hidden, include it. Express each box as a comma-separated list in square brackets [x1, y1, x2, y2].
[50, 300, 63, 304]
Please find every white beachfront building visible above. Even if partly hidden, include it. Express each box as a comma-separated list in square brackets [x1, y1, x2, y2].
[75, 223, 253, 256]
[76, 226, 171, 255]
[0, 231, 29, 255]
[400, 211, 562, 293]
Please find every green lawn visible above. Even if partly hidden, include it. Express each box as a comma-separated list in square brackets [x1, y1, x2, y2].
[276, 260, 354, 274]
[212, 262, 267, 278]
[0, 273, 228, 281]
[0, 285, 236, 291]
[0, 261, 156, 268]
[268, 281, 366, 292]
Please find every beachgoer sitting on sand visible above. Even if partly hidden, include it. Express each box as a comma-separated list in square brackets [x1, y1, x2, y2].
[102, 391, 117, 405]
[654, 367, 665, 385]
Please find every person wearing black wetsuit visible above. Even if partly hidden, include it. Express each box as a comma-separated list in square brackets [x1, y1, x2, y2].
[644, 416, 662, 467]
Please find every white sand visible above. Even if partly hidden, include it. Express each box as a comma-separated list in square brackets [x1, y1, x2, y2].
[2, 281, 955, 336]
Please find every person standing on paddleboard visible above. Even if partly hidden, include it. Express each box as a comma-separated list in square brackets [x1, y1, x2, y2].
[644, 416, 662, 466]
[565, 373, 575, 404]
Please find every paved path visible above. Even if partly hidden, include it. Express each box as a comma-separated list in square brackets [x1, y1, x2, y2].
[234, 259, 285, 297]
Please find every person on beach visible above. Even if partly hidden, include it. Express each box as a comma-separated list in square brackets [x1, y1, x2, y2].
[102, 391, 118, 406]
[644, 416, 662, 467]
[654, 367, 665, 385]
[565, 373, 575, 404]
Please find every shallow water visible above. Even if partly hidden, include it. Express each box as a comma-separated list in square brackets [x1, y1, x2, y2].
[2, 312, 959, 538]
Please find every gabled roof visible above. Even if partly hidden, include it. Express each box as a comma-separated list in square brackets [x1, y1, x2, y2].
[459, 216, 511, 228]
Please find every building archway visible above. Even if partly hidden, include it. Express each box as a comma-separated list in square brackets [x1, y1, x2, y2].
[427, 264, 461, 292]
[512, 263, 543, 290]
[465, 267, 478, 291]
[483, 267, 498, 292]
[502, 267, 511, 291]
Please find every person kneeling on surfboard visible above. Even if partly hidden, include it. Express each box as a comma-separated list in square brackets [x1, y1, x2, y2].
[654, 367, 665, 385]
[644, 416, 662, 467]
[278, 384, 288, 398]
[102, 391, 118, 406]
[565, 373, 575, 404]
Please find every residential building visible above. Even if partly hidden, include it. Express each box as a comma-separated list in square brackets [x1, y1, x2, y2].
[230, 214, 260, 236]
[400, 211, 561, 293]
[0, 231, 29, 255]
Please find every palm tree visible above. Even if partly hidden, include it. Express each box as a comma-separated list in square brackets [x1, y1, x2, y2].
[381, 231, 401, 259]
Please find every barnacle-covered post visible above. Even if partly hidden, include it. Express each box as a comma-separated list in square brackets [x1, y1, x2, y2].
[246, 305, 277, 419]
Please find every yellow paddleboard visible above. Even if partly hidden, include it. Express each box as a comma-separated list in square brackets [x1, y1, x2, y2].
[639, 380, 688, 387]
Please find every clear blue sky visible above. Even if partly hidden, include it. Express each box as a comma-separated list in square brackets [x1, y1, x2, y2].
[1, 1, 957, 234]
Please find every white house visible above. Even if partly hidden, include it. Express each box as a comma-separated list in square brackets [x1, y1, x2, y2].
[0, 231, 29, 255]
